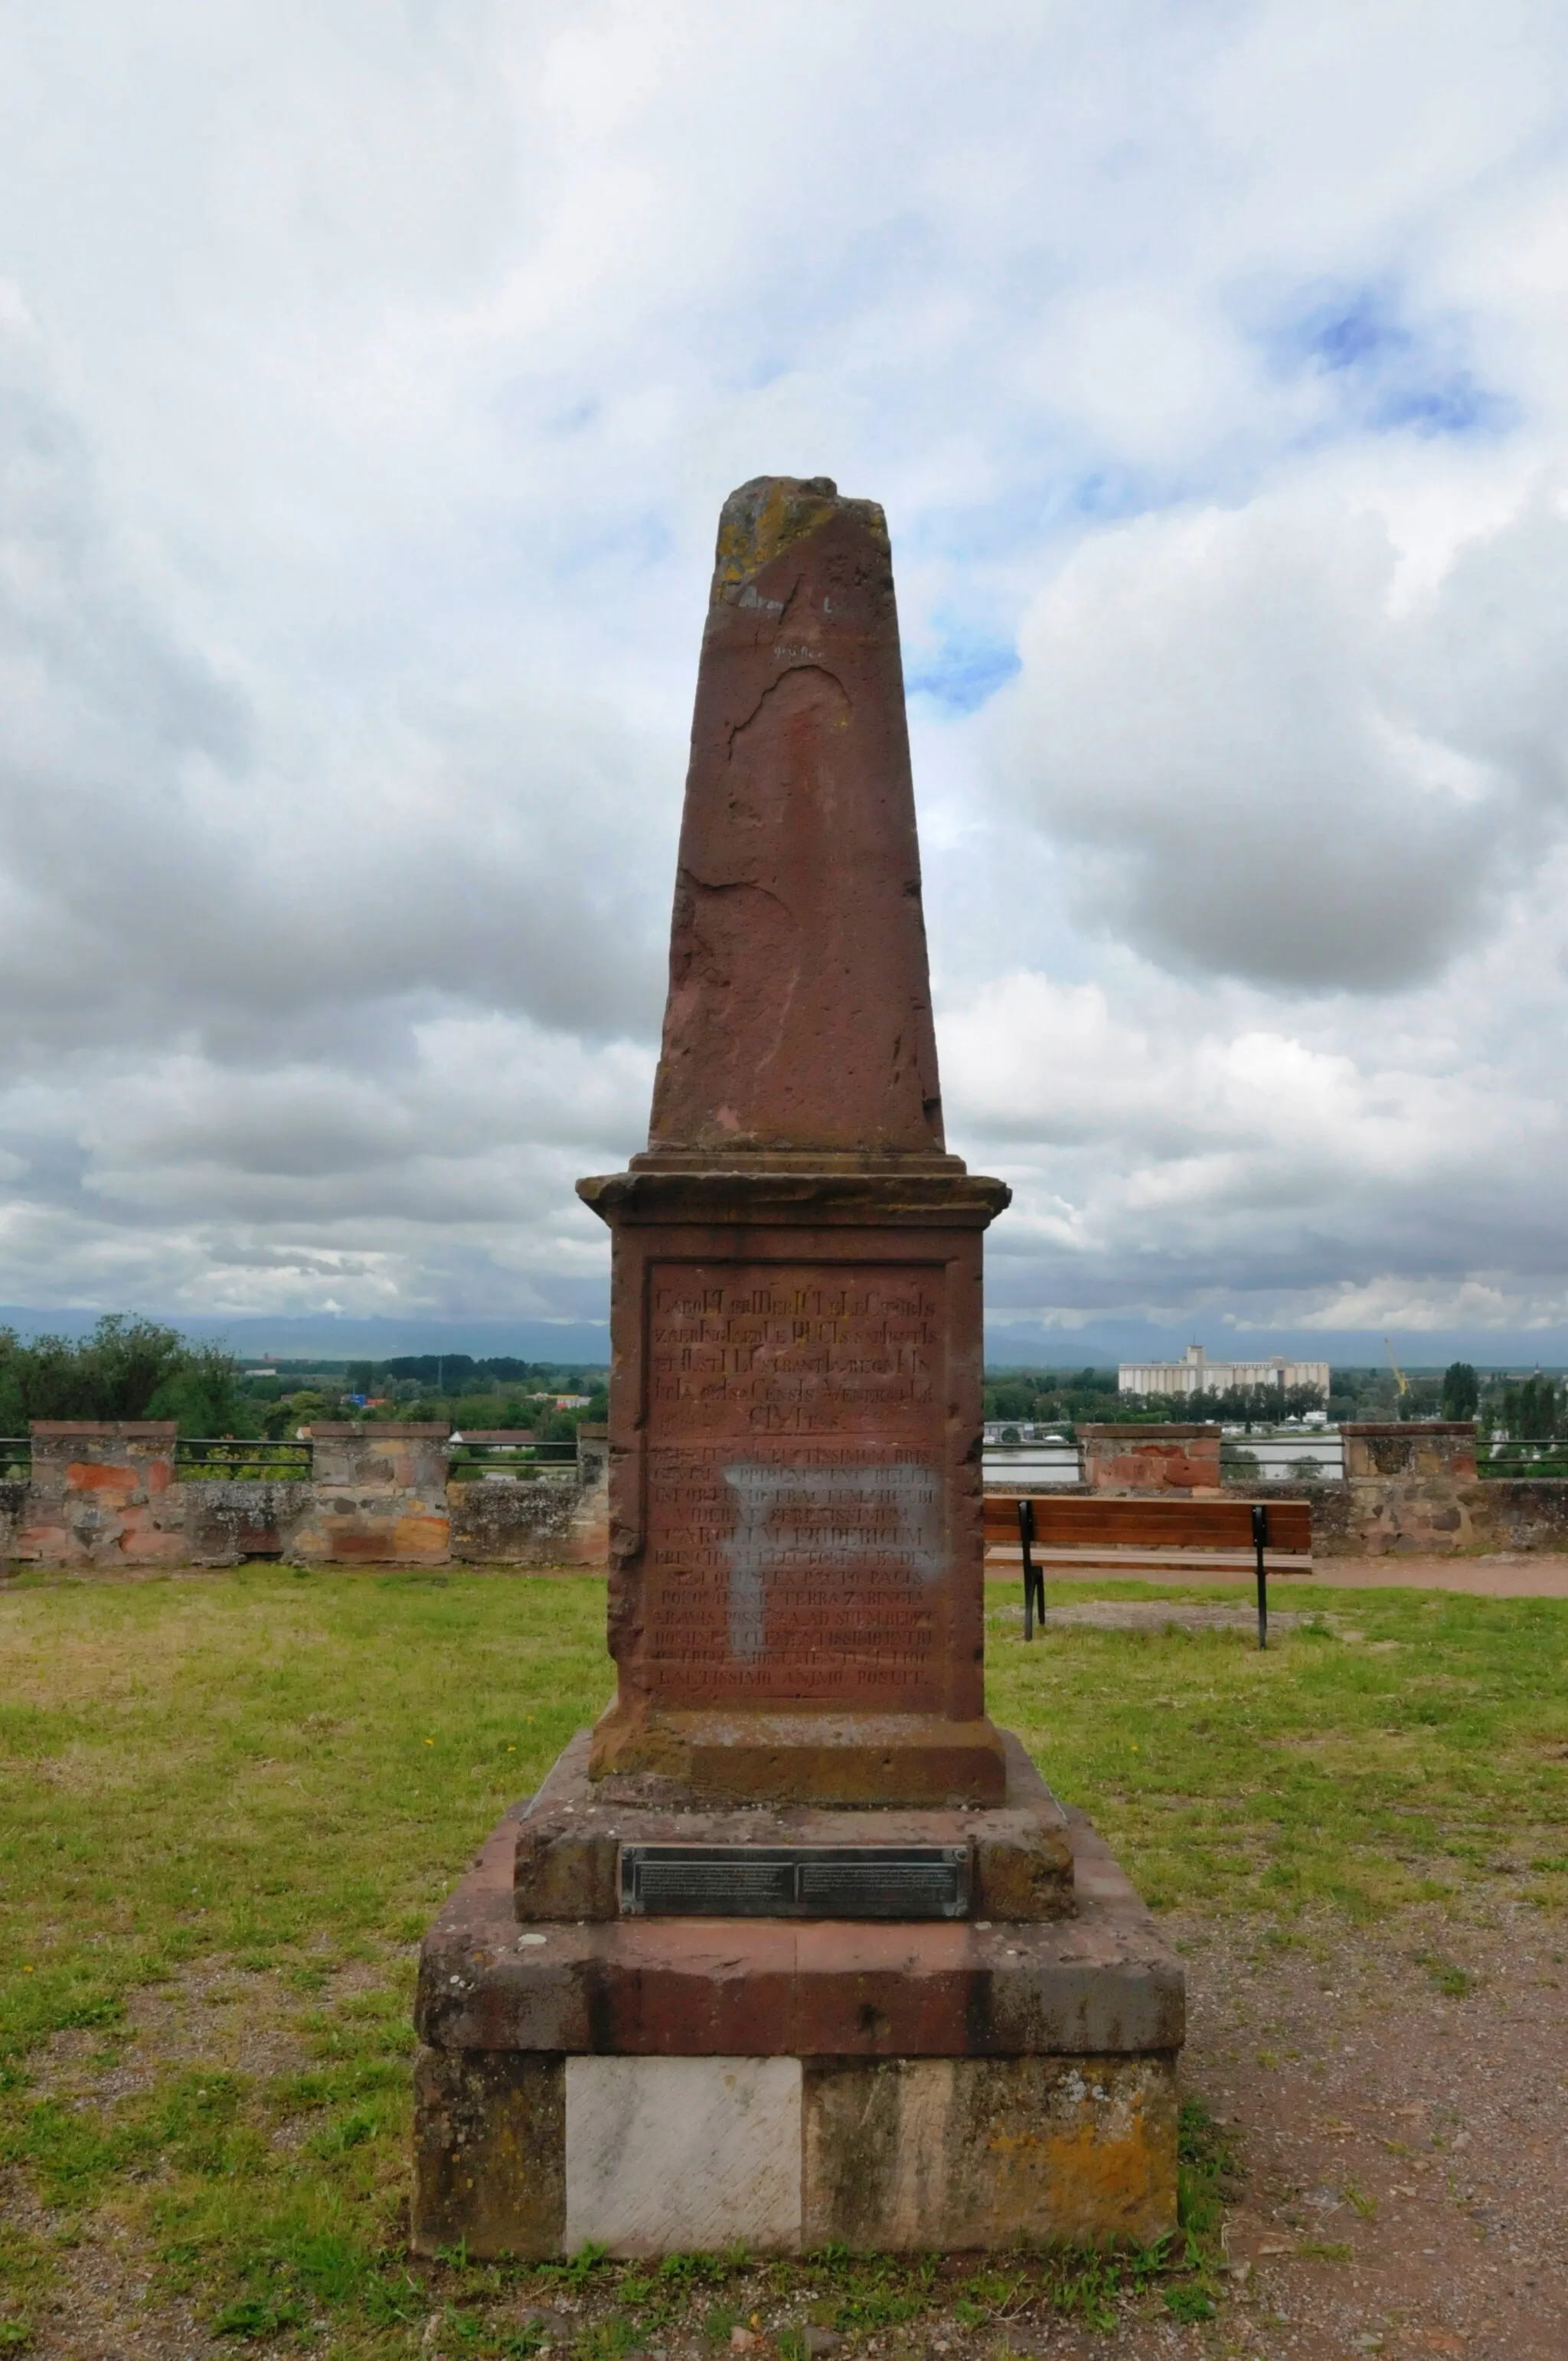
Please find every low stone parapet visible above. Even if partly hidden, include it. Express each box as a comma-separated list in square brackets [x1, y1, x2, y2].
[21, 1422, 184, 1566]
[292, 1422, 450, 1563]
[181, 1480, 314, 1563]
[449, 1476, 581, 1565]
[1341, 1421, 1479, 1480]
[1076, 1423, 1223, 1494]
[0, 1476, 30, 1556]
[0, 1418, 609, 1571]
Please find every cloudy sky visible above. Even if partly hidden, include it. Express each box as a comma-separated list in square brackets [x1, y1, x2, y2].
[2, 0, 1568, 1357]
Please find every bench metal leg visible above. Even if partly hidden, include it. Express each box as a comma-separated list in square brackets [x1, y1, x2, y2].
[1018, 1498, 1044, 1641]
[1251, 1503, 1269, 1650]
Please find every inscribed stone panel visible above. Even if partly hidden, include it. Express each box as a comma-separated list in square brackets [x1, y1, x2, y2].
[642, 1262, 949, 1708]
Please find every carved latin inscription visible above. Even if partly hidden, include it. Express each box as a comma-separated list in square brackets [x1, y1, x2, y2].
[642, 1264, 948, 1706]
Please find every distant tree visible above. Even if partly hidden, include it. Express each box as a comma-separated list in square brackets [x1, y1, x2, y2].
[1522, 1375, 1560, 1440]
[384, 1354, 478, 1389]
[0, 1314, 191, 1429]
[1400, 1376, 1442, 1422]
[1214, 1383, 1287, 1430]
[1441, 1361, 1480, 1420]
[147, 1344, 260, 1438]
[1496, 1375, 1560, 1441]
[263, 1387, 331, 1439]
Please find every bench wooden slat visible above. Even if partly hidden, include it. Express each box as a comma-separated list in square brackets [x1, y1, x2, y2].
[983, 1494, 1312, 1553]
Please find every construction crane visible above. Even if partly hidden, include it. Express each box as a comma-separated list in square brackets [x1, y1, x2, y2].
[1383, 1336, 1408, 1397]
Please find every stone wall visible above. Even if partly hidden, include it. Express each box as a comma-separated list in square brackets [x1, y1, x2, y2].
[1077, 1424, 1223, 1494]
[22, 1423, 186, 1566]
[449, 1477, 596, 1565]
[1341, 1422, 1478, 1480]
[14, 1418, 1566, 1569]
[293, 1423, 451, 1564]
[988, 1423, 1568, 1557]
[1243, 1422, 1568, 1556]
[0, 1420, 612, 1572]
[181, 1481, 313, 1562]
[1197, 1422, 1564, 1556]
[0, 1478, 29, 1556]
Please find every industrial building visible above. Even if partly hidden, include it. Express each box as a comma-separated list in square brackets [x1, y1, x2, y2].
[1118, 1343, 1330, 1399]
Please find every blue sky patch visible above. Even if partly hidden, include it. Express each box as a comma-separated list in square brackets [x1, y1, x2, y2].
[906, 629, 1021, 714]
[1267, 282, 1516, 441]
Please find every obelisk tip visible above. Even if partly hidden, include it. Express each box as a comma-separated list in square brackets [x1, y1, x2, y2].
[648, 474, 944, 1161]
[710, 475, 887, 604]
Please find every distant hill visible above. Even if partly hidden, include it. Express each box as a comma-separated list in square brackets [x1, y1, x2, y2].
[0, 1309, 612, 1360]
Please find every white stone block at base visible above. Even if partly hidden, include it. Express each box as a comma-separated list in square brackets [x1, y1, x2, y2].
[564, 2056, 803, 2255]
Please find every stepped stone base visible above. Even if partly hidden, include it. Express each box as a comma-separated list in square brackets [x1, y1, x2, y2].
[586, 1701, 1010, 1807]
[412, 1760, 1182, 2257]
[413, 2046, 1177, 2258]
[513, 1727, 1073, 1924]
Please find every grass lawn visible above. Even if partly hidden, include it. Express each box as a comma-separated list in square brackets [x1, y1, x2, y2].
[0, 1566, 1563, 2356]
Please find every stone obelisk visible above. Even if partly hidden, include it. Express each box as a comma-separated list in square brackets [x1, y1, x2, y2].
[580, 475, 1010, 1805]
[412, 481, 1183, 2262]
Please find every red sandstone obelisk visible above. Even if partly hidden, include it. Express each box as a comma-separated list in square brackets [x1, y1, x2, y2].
[413, 483, 1183, 2266]
[580, 476, 1011, 1804]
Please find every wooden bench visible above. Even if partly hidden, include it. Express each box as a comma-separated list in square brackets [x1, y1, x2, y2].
[984, 1492, 1312, 1648]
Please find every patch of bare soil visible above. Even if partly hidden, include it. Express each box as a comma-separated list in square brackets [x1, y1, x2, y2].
[1033, 1602, 1315, 1634]
[1161, 1902, 1568, 2361]
[11, 1953, 399, 2361]
[33, 1962, 312, 2109]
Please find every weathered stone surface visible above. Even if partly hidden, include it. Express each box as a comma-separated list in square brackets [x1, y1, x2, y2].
[292, 1422, 450, 1564]
[645, 477, 946, 1164]
[2, 1417, 616, 1571]
[1079, 1424, 1223, 1494]
[1341, 1422, 1478, 1480]
[21, 1423, 182, 1566]
[411, 2046, 564, 2260]
[802, 2052, 1177, 2249]
[412, 2043, 1177, 2259]
[420, 1801, 1179, 2060]
[181, 1480, 312, 1563]
[1249, 1465, 1568, 1557]
[579, 479, 1011, 1806]
[449, 1476, 580, 1566]
[564, 2056, 803, 2255]
[579, 1173, 1008, 1803]
[0, 1478, 27, 1557]
[512, 1728, 1072, 1924]
[1466, 1478, 1568, 1552]
[575, 1422, 609, 1489]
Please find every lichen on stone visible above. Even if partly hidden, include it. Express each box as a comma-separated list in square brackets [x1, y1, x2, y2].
[711, 475, 887, 600]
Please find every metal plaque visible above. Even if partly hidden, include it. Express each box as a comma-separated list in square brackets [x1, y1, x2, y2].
[618, 1843, 970, 1919]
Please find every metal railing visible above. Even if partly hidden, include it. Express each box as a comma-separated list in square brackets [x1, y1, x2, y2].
[1478, 1438, 1568, 1480]
[982, 1439, 1083, 1487]
[1220, 1429, 1345, 1483]
[174, 1438, 312, 1481]
[0, 1436, 30, 1480]
[447, 1438, 580, 1483]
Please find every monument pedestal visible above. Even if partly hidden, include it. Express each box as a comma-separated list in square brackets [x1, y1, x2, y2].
[577, 1165, 1012, 1807]
[412, 1769, 1182, 2258]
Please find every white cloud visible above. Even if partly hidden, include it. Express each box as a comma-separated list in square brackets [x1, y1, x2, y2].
[985, 480, 1568, 991]
[0, 2, 1566, 1344]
